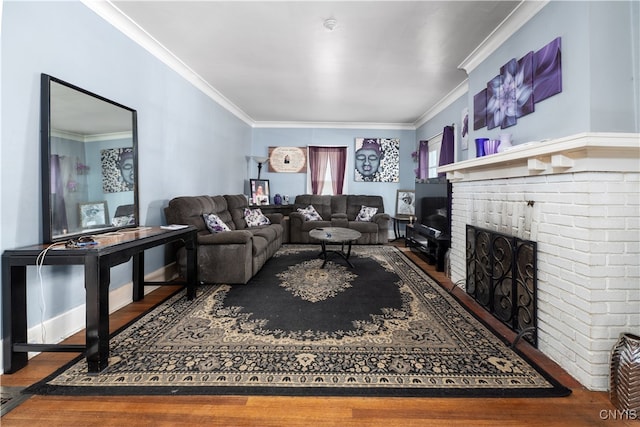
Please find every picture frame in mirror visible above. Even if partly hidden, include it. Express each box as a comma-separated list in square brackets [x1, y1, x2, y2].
[78, 201, 109, 229]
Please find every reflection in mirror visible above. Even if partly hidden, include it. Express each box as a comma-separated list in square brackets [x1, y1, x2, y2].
[41, 74, 139, 243]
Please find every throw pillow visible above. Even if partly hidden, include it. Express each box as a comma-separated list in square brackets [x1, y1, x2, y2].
[203, 213, 231, 233]
[355, 205, 378, 222]
[297, 205, 323, 221]
[244, 208, 271, 227]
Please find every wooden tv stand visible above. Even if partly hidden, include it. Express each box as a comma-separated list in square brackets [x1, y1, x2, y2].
[405, 224, 450, 272]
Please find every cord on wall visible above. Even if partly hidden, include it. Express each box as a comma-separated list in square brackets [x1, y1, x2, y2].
[35, 242, 66, 343]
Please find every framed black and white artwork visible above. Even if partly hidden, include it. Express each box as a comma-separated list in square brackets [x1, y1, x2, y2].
[395, 190, 415, 217]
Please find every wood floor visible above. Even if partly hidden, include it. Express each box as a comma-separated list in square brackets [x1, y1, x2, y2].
[0, 243, 629, 426]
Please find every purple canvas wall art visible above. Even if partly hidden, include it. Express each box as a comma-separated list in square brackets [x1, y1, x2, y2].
[473, 89, 487, 130]
[499, 58, 518, 129]
[533, 37, 562, 103]
[517, 51, 535, 117]
[486, 75, 502, 130]
[473, 37, 561, 132]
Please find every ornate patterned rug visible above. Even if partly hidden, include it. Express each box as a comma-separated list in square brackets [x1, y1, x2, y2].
[27, 245, 570, 397]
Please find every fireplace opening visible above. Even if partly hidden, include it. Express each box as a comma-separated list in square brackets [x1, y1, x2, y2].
[466, 225, 538, 347]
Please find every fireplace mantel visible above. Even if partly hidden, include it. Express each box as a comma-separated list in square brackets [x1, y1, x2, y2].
[441, 131, 640, 391]
[439, 132, 640, 182]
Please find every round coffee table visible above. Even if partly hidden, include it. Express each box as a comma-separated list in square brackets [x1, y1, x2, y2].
[309, 227, 362, 268]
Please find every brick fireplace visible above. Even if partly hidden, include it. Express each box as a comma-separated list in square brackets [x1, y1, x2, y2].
[439, 132, 640, 391]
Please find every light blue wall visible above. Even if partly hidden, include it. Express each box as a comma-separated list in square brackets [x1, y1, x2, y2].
[1, 1, 251, 325]
[252, 127, 417, 213]
[420, 1, 640, 160]
[588, 1, 639, 131]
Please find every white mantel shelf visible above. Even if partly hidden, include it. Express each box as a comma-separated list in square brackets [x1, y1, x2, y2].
[439, 132, 640, 182]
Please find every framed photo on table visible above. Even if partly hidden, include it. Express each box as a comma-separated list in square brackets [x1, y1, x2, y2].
[79, 201, 109, 228]
[395, 190, 415, 217]
[250, 179, 270, 205]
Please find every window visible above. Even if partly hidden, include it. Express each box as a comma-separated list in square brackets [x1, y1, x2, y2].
[427, 135, 442, 179]
[307, 146, 347, 195]
[319, 161, 335, 195]
[417, 134, 442, 180]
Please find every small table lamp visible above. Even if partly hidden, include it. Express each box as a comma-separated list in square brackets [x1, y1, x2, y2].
[252, 156, 269, 179]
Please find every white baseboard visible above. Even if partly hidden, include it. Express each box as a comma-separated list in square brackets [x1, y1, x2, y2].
[0, 263, 178, 374]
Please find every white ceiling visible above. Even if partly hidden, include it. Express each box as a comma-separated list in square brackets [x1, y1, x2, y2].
[105, 1, 524, 127]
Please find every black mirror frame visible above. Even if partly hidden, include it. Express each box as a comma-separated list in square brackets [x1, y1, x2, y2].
[41, 74, 139, 243]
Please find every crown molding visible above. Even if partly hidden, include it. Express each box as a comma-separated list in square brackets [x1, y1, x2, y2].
[413, 79, 468, 129]
[458, 0, 549, 74]
[81, 0, 255, 127]
[252, 121, 416, 130]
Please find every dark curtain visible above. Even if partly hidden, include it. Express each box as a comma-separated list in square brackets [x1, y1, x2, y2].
[417, 140, 429, 181]
[328, 147, 347, 194]
[50, 154, 69, 233]
[308, 146, 347, 195]
[438, 125, 455, 176]
[308, 147, 328, 195]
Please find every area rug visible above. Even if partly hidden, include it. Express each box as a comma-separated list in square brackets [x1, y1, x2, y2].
[27, 245, 570, 397]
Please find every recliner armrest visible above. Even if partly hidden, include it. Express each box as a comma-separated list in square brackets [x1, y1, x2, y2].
[371, 212, 391, 225]
[198, 230, 253, 245]
[289, 212, 305, 224]
[266, 213, 284, 224]
[372, 212, 390, 220]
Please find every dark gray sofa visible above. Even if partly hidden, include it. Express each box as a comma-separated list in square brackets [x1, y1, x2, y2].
[289, 194, 390, 244]
[164, 194, 284, 284]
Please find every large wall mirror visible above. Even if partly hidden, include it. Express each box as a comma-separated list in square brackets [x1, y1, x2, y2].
[41, 74, 139, 243]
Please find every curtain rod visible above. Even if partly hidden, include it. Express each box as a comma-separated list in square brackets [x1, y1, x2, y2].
[424, 123, 455, 142]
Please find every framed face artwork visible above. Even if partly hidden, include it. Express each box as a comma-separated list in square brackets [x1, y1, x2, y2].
[102, 147, 135, 193]
[250, 179, 270, 205]
[354, 138, 399, 182]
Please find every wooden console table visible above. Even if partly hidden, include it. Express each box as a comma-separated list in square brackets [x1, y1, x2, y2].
[2, 226, 198, 374]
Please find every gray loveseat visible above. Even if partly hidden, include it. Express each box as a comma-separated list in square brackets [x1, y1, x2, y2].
[289, 194, 390, 244]
[164, 194, 284, 284]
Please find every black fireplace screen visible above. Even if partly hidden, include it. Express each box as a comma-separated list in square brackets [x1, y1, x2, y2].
[466, 225, 538, 347]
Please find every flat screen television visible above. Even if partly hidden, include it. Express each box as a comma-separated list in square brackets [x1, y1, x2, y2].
[415, 180, 450, 236]
[419, 197, 449, 235]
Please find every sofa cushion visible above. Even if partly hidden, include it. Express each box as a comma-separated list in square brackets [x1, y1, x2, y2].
[224, 194, 251, 229]
[348, 220, 379, 233]
[250, 234, 269, 256]
[244, 208, 271, 227]
[300, 219, 332, 232]
[203, 213, 231, 233]
[250, 225, 280, 243]
[297, 205, 323, 221]
[355, 205, 378, 222]
[346, 195, 385, 220]
[294, 195, 346, 219]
